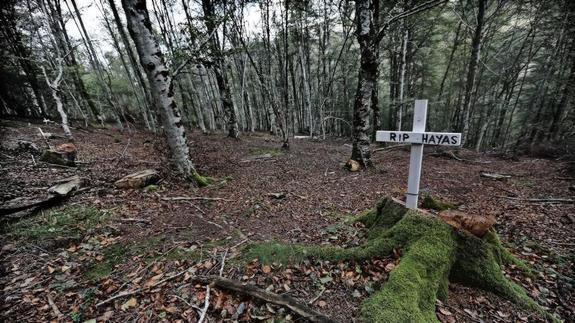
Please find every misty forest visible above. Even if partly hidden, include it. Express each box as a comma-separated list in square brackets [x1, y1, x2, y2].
[0, 0, 573, 322]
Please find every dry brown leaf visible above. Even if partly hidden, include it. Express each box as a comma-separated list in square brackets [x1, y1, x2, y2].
[121, 297, 137, 310]
[262, 265, 271, 274]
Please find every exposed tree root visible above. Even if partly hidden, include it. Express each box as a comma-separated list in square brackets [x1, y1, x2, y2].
[244, 198, 558, 322]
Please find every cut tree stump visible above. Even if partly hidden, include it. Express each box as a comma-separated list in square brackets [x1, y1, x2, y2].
[115, 169, 160, 189]
[39, 143, 77, 167]
[244, 198, 558, 323]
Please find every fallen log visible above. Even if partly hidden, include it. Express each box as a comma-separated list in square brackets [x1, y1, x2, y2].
[0, 176, 85, 217]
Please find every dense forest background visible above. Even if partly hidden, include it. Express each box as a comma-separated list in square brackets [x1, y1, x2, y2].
[1, 0, 574, 158]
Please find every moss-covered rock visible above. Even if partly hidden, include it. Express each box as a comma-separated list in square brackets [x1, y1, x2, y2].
[244, 198, 557, 323]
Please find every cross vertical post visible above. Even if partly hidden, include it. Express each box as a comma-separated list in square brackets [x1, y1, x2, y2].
[405, 100, 427, 209]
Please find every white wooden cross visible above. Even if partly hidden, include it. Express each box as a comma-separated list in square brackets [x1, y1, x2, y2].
[376, 100, 462, 209]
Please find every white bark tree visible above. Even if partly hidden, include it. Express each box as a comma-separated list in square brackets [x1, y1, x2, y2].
[41, 63, 73, 141]
[121, 0, 203, 183]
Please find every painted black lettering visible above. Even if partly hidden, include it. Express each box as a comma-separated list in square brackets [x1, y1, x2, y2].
[422, 134, 428, 143]
[390, 133, 397, 141]
[403, 134, 409, 141]
[428, 135, 436, 144]
[441, 135, 450, 145]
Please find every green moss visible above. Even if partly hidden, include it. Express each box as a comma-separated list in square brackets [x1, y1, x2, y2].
[361, 232, 456, 322]
[85, 244, 128, 281]
[453, 231, 559, 322]
[421, 195, 456, 211]
[249, 147, 284, 157]
[8, 206, 109, 241]
[143, 184, 159, 193]
[242, 198, 558, 322]
[191, 172, 213, 187]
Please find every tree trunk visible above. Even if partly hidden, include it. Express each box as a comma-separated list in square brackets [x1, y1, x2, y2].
[121, 0, 200, 181]
[107, 0, 156, 130]
[459, 0, 486, 146]
[201, 0, 239, 138]
[350, 0, 379, 167]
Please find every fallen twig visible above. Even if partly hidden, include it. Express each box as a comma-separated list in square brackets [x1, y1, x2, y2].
[219, 249, 228, 277]
[47, 293, 63, 318]
[308, 286, 326, 305]
[197, 285, 211, 323]
[119, 218, 151, 224]
[161, 196, 233, 202]
[373, 144, 410, 153]
[497, 196, 574, 204]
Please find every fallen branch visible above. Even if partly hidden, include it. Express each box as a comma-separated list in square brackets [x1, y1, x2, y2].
[498, 196, 574, 204]
[197, 286, 210, 323]
[119, 218, 151, 224]
[96, 273, 334, 322]
[47, 293, 63, 318]
[373, 144, 410, 153]
[161, 196, 233, 202]
[432, 150, 492, 164]
[0, 176, 85, 217]
[192, 275, 335, 323]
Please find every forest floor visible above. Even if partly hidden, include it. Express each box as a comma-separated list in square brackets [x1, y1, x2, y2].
[1, 119, 574, 323]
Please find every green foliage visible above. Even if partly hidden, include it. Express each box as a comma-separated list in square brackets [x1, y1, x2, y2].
[143, 184, 159, 193]
[85, 244, 127, 281]
[249, 148, 284, 157]
[8, 206, 109, 241]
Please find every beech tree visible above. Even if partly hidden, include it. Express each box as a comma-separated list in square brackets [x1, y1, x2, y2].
[121, 0, 204, 183]
[1, 0, 573, 158]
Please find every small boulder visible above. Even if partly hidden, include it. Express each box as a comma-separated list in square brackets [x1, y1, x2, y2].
[439, 210, 496, 237]
[115, 169, 160, 189]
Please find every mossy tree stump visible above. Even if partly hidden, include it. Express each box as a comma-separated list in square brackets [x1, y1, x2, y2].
[245, 198, 557, 322]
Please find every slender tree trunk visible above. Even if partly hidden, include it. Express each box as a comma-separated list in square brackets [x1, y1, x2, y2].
[350, 0, 379, 167]
[201, 0, 239, 138]
[459, 0, 486, 146]
[122, 0, 199, 180]
[41, 64, 73, 140]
